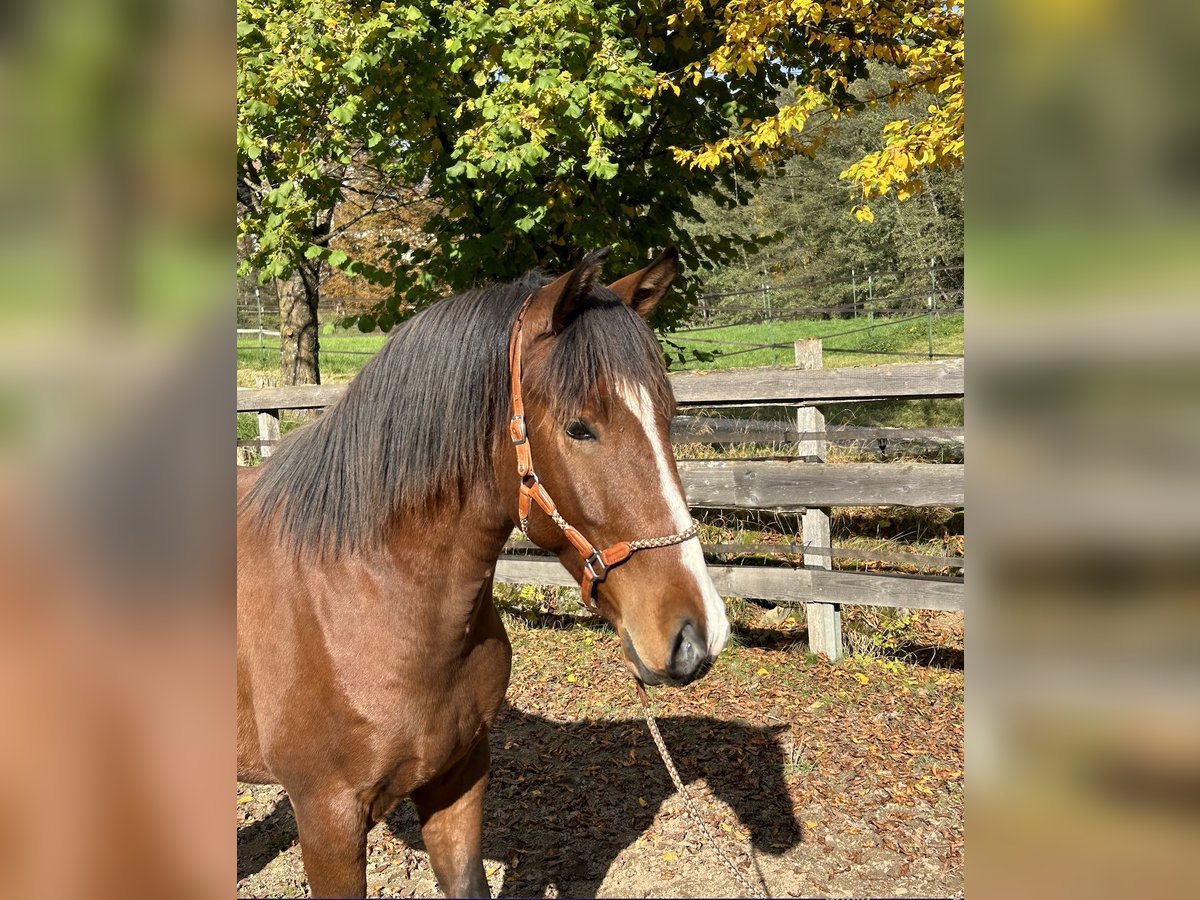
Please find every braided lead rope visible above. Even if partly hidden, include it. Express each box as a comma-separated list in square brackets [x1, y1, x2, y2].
[627, 520, 700, 551]
[639, 692, 770, 898]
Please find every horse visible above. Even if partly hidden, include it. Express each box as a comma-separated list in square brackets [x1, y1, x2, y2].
[236, 247, 731, 898]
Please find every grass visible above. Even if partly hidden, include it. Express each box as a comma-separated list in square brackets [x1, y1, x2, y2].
[237, 331, 388, 383]
[236, 312, 964, 385]
[662, 310, 963, 370]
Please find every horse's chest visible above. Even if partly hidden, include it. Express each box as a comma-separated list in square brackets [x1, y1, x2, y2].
[369, 623, 511, 798]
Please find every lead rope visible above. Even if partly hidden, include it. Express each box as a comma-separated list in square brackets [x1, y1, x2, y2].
[636, 685, 770, 898]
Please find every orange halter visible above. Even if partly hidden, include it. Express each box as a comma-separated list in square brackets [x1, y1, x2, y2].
[506, 294, 700, 609]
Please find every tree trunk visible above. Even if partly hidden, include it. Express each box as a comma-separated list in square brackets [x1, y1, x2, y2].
[277, 259, 321, 386]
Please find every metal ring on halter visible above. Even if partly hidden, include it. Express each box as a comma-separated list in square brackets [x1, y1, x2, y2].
[582, 550, 608, 586]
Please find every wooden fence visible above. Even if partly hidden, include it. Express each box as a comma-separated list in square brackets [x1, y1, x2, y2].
[236, 350, 964, 658]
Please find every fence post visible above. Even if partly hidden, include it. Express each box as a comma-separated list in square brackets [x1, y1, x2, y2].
[794, 338, 843, 660]
[867, 273, 874, 333]
[253, 374, 281, 459]
[257, 410, 281, 458]
[927, 257, 936, 359]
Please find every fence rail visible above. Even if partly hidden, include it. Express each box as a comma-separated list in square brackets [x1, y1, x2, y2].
[671, 416, 964, 450]
[236, 352, 966, 655]
[677, 460, 964, 508]
[234, 359, 964, 412]
[493, 558, 964, 612]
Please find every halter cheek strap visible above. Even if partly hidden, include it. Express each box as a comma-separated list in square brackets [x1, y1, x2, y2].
[507, 294, 700, 610]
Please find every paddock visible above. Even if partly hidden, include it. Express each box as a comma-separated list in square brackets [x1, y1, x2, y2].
[236, 350, 964, 898]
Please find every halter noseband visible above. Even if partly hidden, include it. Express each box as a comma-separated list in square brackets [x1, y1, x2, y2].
[506, 294, 700, 610]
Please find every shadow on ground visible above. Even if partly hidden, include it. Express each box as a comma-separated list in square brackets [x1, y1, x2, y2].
[237, 794, 296, 882]
[237, 706, 802, 897]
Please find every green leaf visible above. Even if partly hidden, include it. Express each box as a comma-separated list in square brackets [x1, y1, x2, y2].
[327, 249, 349, 268]
[357, 314, 376, 333]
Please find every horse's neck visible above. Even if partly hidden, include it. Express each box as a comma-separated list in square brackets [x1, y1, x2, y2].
[383, 485, 514, 600]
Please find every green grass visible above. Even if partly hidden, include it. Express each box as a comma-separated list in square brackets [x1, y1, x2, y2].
[237, 312, 964, 384]
[662, 311, 963, 370]
[237, 331, 389, 383]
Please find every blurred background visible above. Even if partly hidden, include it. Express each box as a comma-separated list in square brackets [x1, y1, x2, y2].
[0, 0, 1196, 898]
[970, 1, 1200, 897]
[0, 1, 229, 899]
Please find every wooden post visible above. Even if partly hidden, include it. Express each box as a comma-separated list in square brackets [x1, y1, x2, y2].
[257, 410, 281, 458]
[795, 339, 843, 660]
[253, 375, 281, 459]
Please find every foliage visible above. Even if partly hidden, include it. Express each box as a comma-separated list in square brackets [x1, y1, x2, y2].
[668, 0, 965, 222]
[846, 608, 919, 659]
[237, 1, 963, 330]
[684, 65, 962, 308]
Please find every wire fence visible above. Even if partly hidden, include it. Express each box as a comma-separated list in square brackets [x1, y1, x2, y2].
[238, 259, 964, 368]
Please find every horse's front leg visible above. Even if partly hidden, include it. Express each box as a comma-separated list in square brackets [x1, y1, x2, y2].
[412, 731, 492, 899]
[292, 786, 369, 898]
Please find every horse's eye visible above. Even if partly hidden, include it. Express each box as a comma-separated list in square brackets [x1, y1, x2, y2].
[564, 420, 595, 441]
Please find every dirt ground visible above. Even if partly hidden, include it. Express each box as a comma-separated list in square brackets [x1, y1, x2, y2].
[237, 609, 963, 898]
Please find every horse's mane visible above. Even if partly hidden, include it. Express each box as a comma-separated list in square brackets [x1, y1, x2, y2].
[240, 270, 671, 558]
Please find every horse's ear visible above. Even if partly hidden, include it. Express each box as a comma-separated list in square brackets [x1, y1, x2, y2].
[537, 248, 611, 334]
[607, 247, 680, 319]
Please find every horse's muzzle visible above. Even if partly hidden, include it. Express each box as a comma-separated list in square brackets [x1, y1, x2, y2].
[623, 626, 715, 687]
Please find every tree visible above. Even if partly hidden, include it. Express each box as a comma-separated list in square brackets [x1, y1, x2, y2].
[237, 1, 965, 380]
[686, 65, 963, 312]
[670, 0, 965, 224]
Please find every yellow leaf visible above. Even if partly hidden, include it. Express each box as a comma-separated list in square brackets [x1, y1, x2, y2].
[803, 820, 818, 828]
[755, 667, 769, 677]
[661, 851, 678, 862]
[638, 797, 647, 807]
[854, 673, 870, 684]
[853, 205, 875, 223]
[567, 674, 576, 683]
[238, 795, 253, 804]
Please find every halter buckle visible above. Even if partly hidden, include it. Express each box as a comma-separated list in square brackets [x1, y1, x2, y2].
[583, 550, 608, 586]
[509, 415, 527, 444]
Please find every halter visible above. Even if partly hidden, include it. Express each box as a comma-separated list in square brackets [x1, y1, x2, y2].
[506, 294, 700, 610]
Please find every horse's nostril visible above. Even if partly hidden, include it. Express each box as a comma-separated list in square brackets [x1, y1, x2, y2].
[667, 621, 705, 682]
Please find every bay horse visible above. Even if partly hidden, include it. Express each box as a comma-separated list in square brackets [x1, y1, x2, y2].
[237, 248, 730, 898]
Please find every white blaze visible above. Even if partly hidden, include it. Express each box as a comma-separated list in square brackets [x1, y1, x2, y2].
[619, 383, 730, 657]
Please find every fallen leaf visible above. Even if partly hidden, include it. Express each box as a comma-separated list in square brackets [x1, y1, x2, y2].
[661, 851, 678, 862]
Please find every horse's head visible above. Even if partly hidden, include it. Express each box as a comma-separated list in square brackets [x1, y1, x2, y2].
[500, 248, 730, 686]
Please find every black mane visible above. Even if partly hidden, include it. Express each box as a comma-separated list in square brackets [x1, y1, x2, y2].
[241, 271, 671, 557]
